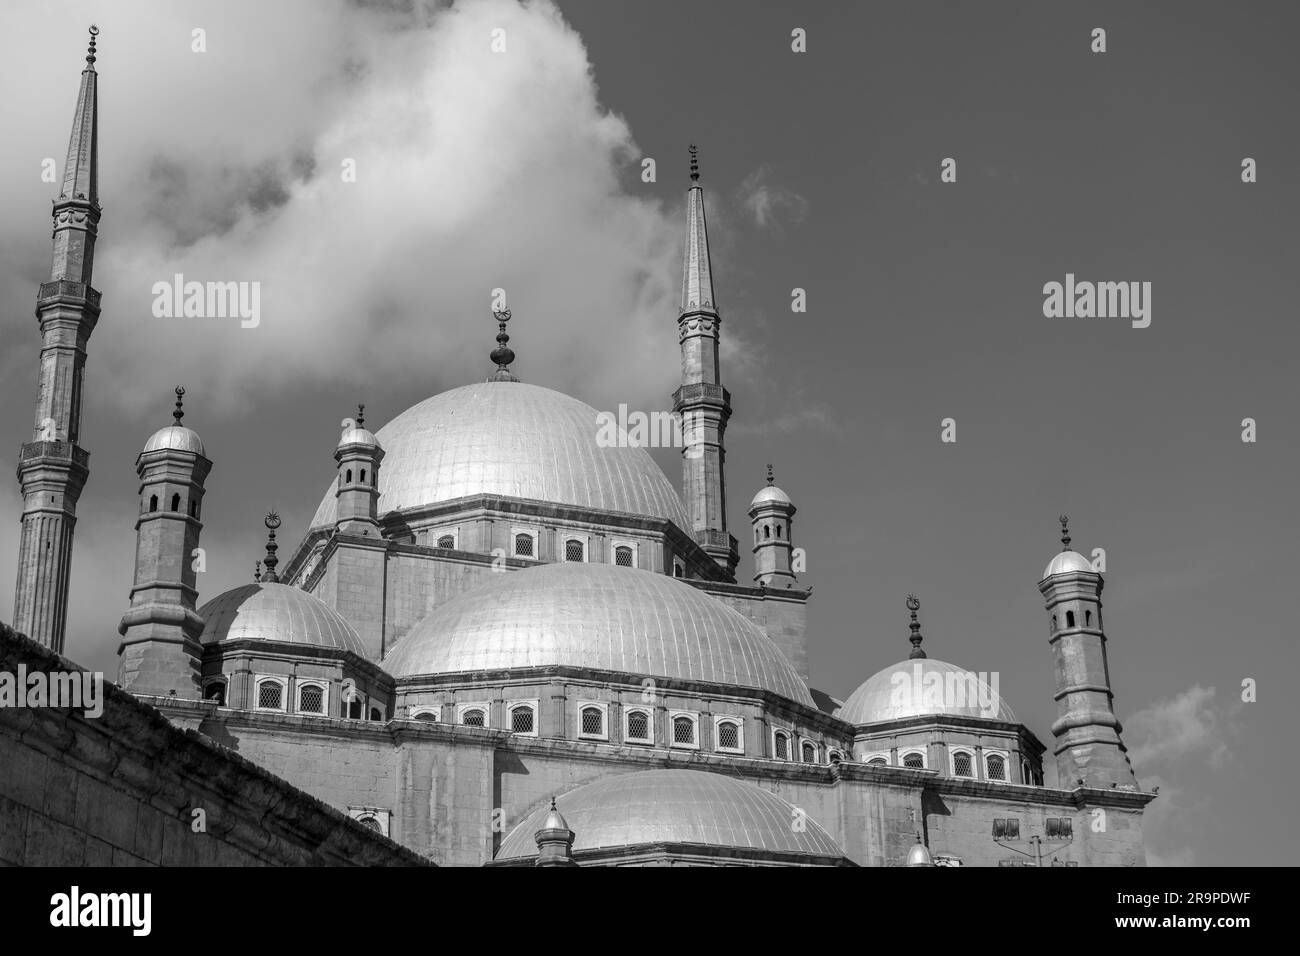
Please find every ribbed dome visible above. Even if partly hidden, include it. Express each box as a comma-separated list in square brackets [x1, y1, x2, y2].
[142, 424, 205, 456]
[1042, 550, 1096, 579]
[338, 425, 379, 449]
[837, 658, 1016, 724]
[310, 382, 690, 530]
[198, 582, 365, 654]
[383, 562, 813, 706]
[496, 769, 846, 861]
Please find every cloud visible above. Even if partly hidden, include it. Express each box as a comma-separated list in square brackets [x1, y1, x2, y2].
[0, 0, 688, 418]
[737, 164, 807, 231]
[1124, 684, 1232, 769]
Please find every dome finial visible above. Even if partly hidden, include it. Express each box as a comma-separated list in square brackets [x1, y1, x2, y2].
[689, 143, 699, 182]
[254, 560, 262, 583]
[766, 463, 774, 486]
[487, 308, 519, 382]
[906, 594, 926, 659]
[1059, 514, 1071, 552]
[172, 385, 185, 424]
[356, 403, 365, 427]
[261, 511, 281, 583]
[86, 25, 99, 67]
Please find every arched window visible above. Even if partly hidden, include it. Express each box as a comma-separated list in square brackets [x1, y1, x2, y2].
[369, 707, 381, 721]
[626, 710, 651, 743]
[1066, 610, 1076, 628]
[774, 731, 790, 761]
[297, 682, 325, 715]
[510, 704, 535, 735]
[359, 469, 366, 483]
[1051, 614, 1057, 632]
[580, 705, 605, 737]
[902, 751, 925, 770]
[673, 562, 684, 578]
[776, 525, 782, 539]
[149, 494, 158, 512]
[514, 532, 534, 557]
[346, 468, 353, 483]
[189, 499, 198, 518]
[986, 754, 1007, 781]
[413, 710, 438, 722]
[952, 750, 974, 778]
[461, 707, 486, 727]
[357, 815, 382, 832]
[672, 715, 696, 745]
[1085, 609, 1092, 626]
[346, 698, 363, 719]
[764, 525, 771, 540]
[828, 750, 843, 765]
[436, 534, 456, 549]
[565, 538, 585, 562]
[801, 741, 817, 763]
[716, 720, 741, 752]
[256, 679, 284, 711]
[867, 756, 888, 767]
[170, 492, 181, 512]
[204, 682, 225, 706]
[614, 545, 633, 567]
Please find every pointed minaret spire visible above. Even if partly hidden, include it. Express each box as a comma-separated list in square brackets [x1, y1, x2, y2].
[906, 595, 927, 659]
[173, 386, 186, 424]
[13, 27, 106, 651]
[1059, 514, 1071, 552]
[672, 145, 737, 577]
[260, 512, 281, 583]
[766, 463, 774, 485]
[487, 308, 519, 382]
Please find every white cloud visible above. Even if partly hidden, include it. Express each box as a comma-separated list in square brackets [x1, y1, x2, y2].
[737, 164, 807, 231]
[1124, 684, 1232, 769]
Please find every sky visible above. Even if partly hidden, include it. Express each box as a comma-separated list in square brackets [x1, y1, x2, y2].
[1, 0, 1296, 866]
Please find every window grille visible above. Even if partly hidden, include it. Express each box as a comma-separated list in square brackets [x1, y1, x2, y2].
[986, 754, 1006, 781]
[257, 681, 283, 710]
[954, 751, 973, 777]
[511, 706, 535, 734]
[626, 711, 650, 740]
[673, 716, 696, 745]
[437, 534, 456, 549]
[299, 684, 324, 714]
[514, 533, 534, 557]
[565, 539, 585, 562]
[462, 708, 485, 727]
[581, 706, 604, 736]
[614, 545, 633, 567]
[717, 721, 740, 750]
[903, 752, 924, 769]
[774, 732, 790, 760]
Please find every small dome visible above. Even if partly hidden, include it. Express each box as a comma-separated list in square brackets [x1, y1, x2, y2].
[142, 424, 205, 456]
[1042, 550, 1096, 579]
[338, 425, 379, 449]
[496, 769, 847, 862]
[905, 841, 934, 866]
[750, 484, 792, 508]
[383, 562, 812, 706]
[837, 657, 1017, 724]
[198, 582, 365, 654]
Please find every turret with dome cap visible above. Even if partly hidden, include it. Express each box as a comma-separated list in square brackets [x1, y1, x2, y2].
[117, 386, 212, 700]
[334, 404, 384, 536]
[1038, 516, 1139, 790]
[749, 464, 797, 586]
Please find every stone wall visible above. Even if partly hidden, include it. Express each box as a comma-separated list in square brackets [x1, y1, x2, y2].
[0, 622, 429, 867]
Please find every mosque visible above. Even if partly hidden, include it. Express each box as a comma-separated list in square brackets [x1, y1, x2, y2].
[5, 30, 1154, 867]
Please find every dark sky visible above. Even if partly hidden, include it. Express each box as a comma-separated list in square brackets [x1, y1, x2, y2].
[1, 0, 1295, 865]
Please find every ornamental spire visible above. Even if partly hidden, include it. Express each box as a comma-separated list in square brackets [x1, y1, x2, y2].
[487, 308, 519, 382]
[356, 403, 365, 427]
[1059, 514, 1071, 552]
[172, 386, 185, 424]
[766, 463, 774, 486]
[907, 594, 926, 660]
[59, 25, 100, 216]
[260, 512, 281, 583]
[680, 144, 716, 314]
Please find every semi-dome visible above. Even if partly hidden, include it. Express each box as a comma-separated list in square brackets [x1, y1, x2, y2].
[142, 424, 205, 456]
[496, 769, 847, 862]
[310, 382, 690, 530]
[837, 657, 1017, 724]
[198, 582, 365, 654]
[1042, 550, 1096, 579]
[383, 562, 813, 706]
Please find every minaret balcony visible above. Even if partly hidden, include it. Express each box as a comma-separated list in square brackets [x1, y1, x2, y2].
[18, 440, 89, 470]
[671, 382, 731, 413]
[37, 279, 102, 312]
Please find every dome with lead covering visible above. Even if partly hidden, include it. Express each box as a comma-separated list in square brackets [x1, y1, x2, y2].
[198, 582, 365, 654]
[383, 561, 813, 706]
[310, 382, 690, 530]
[495, 769, 847, 862]
[1042, 550, 1096, 579]
[837, 657, 1016, 725]
[142, 424, 205, 456]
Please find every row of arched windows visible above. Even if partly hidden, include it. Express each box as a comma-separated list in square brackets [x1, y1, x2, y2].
[1051, 609, 1094, 631]
[146, 492, 199, 518]
[863, 747, 1034, 783]
[204, 677, 383, 721]
[342, 467, 374, 486]
[754, 523, 785, 542]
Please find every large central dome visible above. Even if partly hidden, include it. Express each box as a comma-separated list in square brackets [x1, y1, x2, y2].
[383, 562, 814, 706]
[311, 382, 690, 530]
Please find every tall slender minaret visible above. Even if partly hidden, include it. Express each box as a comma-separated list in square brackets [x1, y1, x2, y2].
[12, 27, 103, 652]
[1039, 516, 1140, 789]
[672, 146, 738, 578]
